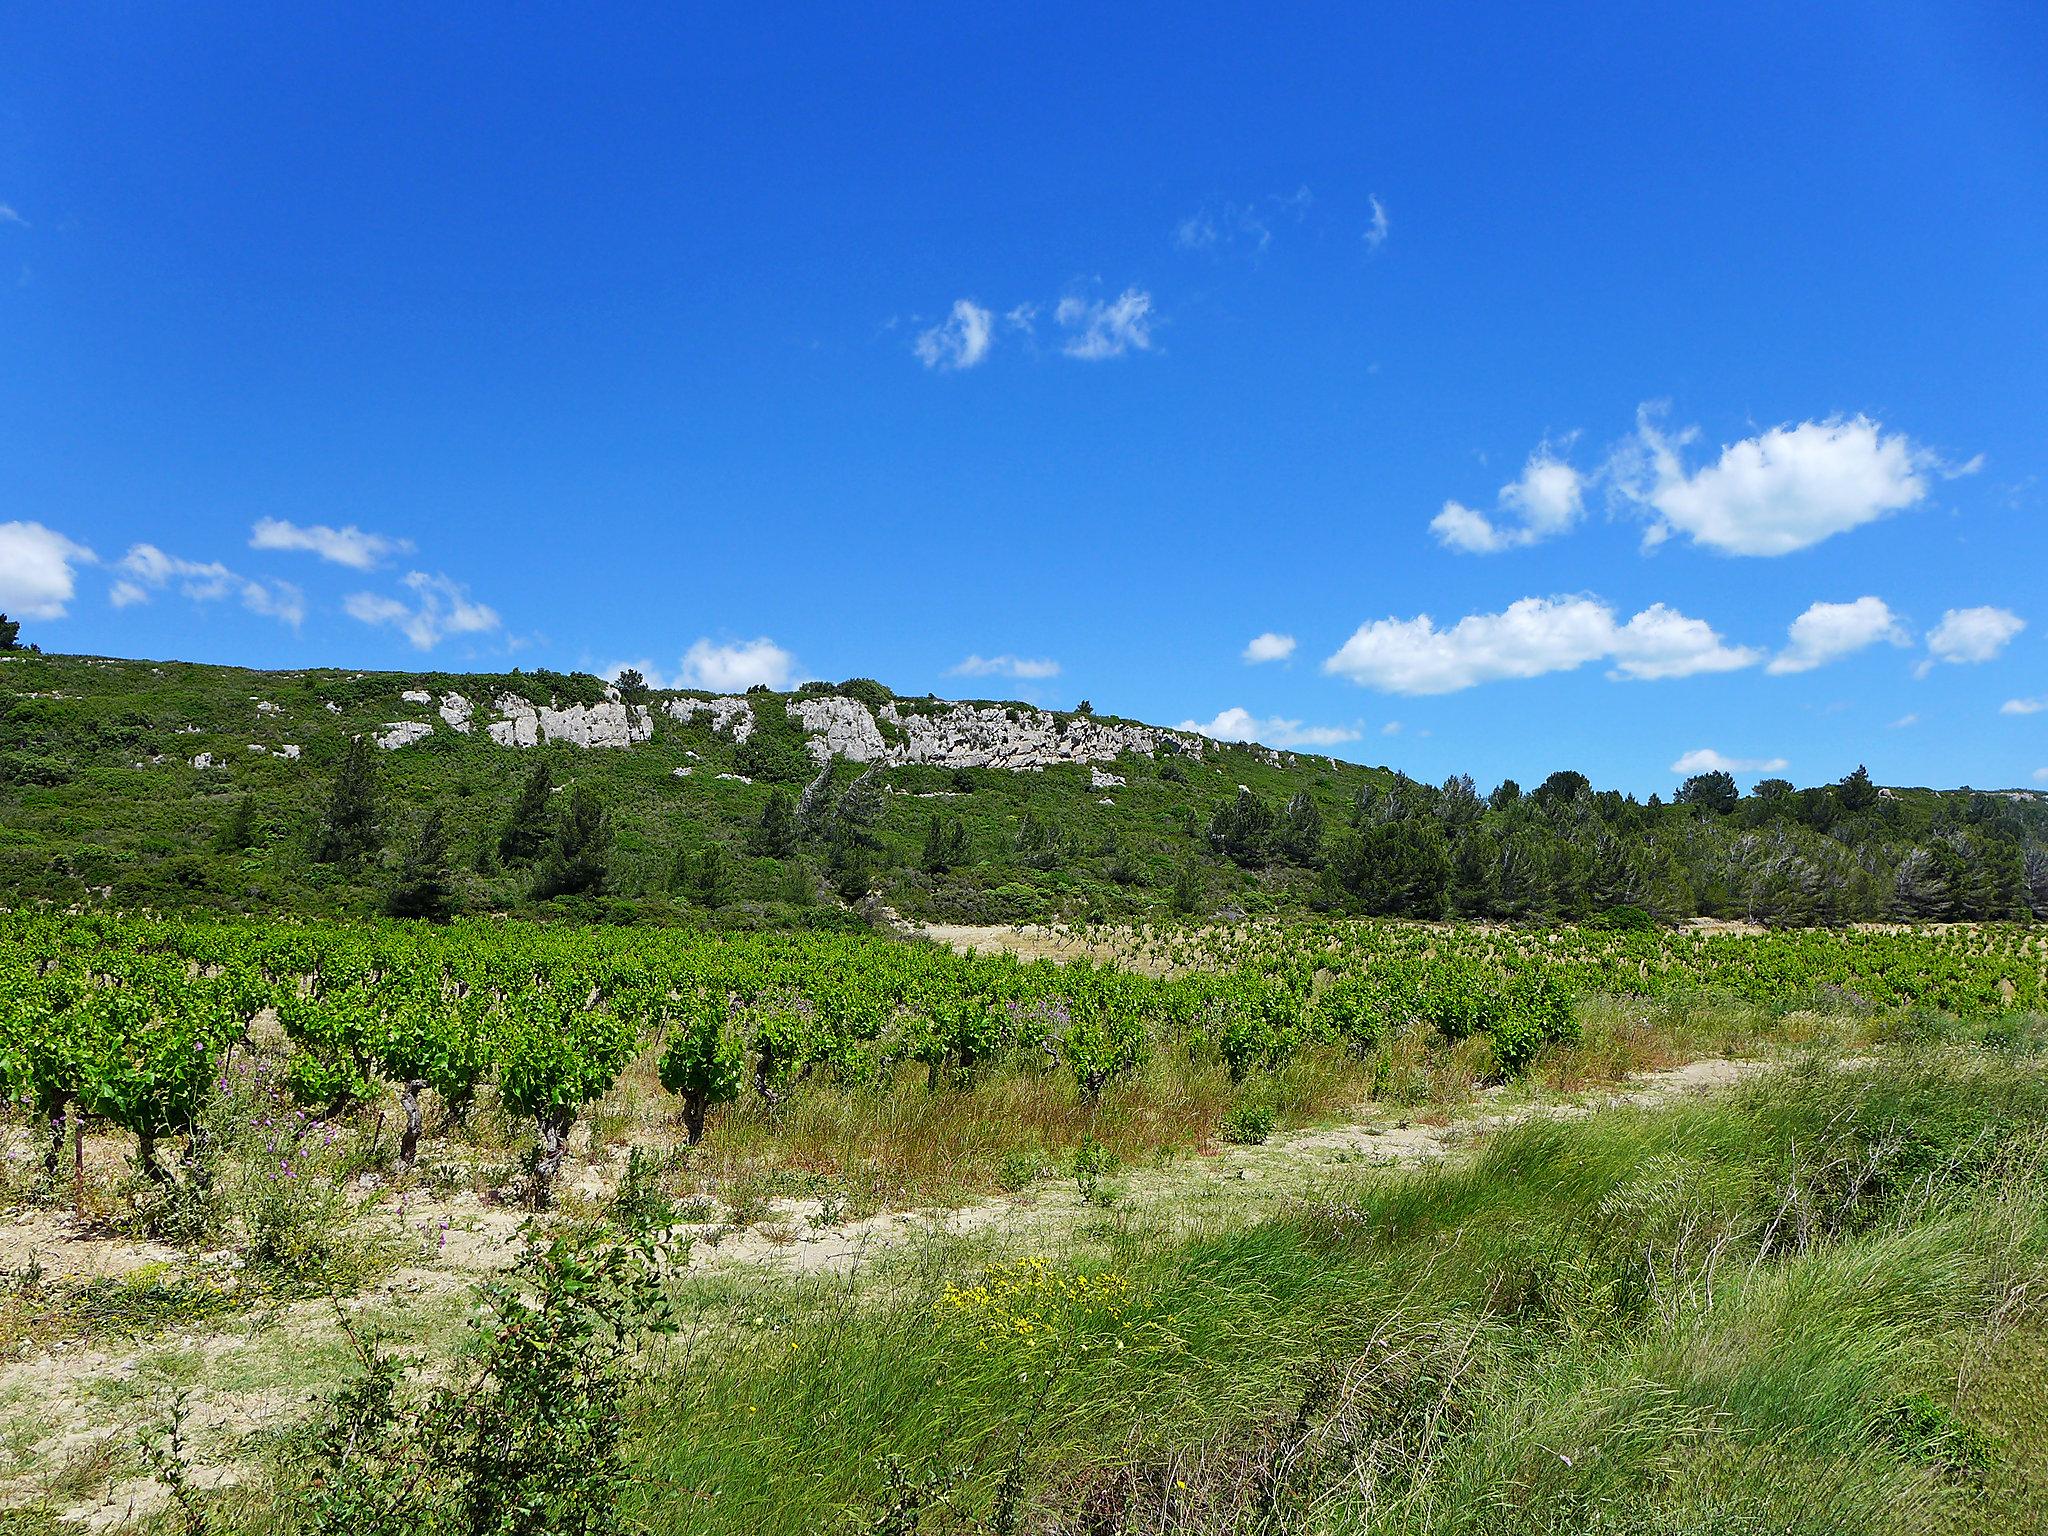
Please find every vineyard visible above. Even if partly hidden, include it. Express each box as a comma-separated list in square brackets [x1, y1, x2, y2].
[6, 911, 2047, 1210]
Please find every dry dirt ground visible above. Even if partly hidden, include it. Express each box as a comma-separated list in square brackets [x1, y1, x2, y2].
[0, 1052, 1765, 1529]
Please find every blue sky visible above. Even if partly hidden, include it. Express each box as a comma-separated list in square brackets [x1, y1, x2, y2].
[3, 3, 2045, 795]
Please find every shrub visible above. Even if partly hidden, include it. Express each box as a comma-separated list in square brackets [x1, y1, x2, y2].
[1221, 1102, 1276, 1145]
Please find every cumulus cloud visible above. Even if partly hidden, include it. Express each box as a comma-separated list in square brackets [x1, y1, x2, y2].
[1431, 443, 1586, 553]
[1057, 289, 1154, 360]
[1767, 596, 1909, 675]
[1177, 707, 1360, 750]
[0, 521, 95, 620]
[913, 300, 996, 371]
[1363, 195, 1389, 251]
[2001, 696, 2046, 716]
[1923, 606, 2025, 669]
[249, 517, 412, 570]
[949, 653, 1061, 681]
[344, 571, 500, 651]
[1670, 748, 1790, 775]
[1242, 632, 1296, 664]
[240, 579, 306, 628]
[1323, 595, 1758, 696]
[1609, 408, 1938, 556]
[680, 636, 797, 691]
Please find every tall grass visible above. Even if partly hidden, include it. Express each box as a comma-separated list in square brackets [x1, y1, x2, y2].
[621, 1047, 2048, 1534]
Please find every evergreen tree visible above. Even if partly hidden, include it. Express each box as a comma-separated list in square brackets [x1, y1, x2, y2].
[2024, 847, 2048, 918]
[921, 814, 969, 873]
[612, 667, 649, 705]
[499, 762, 555, 865]
[213, 794, 259, 853]
[1275, 791, 1325, 866]
[0, 614, 18, 649]
[1208, 787, 1276, 867]
[1837, 764, 1880, 813]
[686, 844, 730, 908]
[312, 735, 381, 866]
[386, 809, 458, 922]
[750, 788, 799, 857]
[531, 788, 612, 900]
[1676, 770, 1739, 815]
[1329, 819, 1452, 917]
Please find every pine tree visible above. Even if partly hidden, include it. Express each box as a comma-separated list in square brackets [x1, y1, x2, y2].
[1837, 764, 1880, 813]
[921, 814, 969, 873]
[1276, 791, 1325, 866]
[0, 614, 19, 650]
[387, 809, 458, 921]
[750, 789, 798, 857]
[499, 762, 555, 865]
[213, 795, 259, 853]
[312, 735, 380, 865]
[530, 788, 612, 900]
[689, 844, 730, 908]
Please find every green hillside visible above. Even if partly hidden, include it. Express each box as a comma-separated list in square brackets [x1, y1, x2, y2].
[2, 646, 2045, 926]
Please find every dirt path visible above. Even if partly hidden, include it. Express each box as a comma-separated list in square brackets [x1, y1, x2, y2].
[0, 1052, 1765, 1527]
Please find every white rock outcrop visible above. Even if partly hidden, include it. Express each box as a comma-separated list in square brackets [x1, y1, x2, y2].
[377, 722, 436, 751]
[790, 696, 889, 763]
[438, 693, 474, 733]
[1091, 768, 1126, 789]
[483, 694, 652, 749]
[192, 753, 214, 770]
[772, 698, 1197, 772]
[401, 689, 431, 705]
[665, 696, 755, 742]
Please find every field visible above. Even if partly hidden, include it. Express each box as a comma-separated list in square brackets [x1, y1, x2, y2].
[2, 912, 2046, 1532]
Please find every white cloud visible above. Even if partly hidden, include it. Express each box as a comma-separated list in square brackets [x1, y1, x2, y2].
[1609, 408, 1937, 556]
[1924, 606, 2024, 669]
[1889, 714, 1919, 728]
[0, 521, 95, 619]
[680, 636, 797, 691]
[1003, 303, 1038, 334]
[1177, 707, 1360, 749]
[602, 659, 669, 689]
[249, 517, 412, 571]
[1431, 443, 1585, 553]
[2034, 767, 2048, 784]
[1670, 748, 1789, 776]
[1363, 195, 1389, 251]
[1242, 632, 1296, 664]
[240, 579, 306, 628]
[1323, 595, 1758, 695]
[2002, 696, 2046, 716]
[115, 543, 237, 602]
[0, 204, 24, 228]
[1056, 288, 1154, 360]
[949, 653, 1061, 681]
[344, 571, 500, 651]
[913, 300, 995, 371]
[1766, 596, 1909, 675]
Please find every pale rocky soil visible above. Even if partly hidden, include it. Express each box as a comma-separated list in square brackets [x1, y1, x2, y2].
[0, 1052, 1767, 1528]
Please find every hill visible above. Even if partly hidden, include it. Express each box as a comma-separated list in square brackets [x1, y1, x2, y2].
[2, 647, 2045, 925]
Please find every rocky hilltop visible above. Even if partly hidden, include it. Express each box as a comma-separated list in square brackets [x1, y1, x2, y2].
[361, 684, 1206, 771]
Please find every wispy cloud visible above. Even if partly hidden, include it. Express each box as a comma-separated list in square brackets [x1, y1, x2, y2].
[1363, 195, 1389, 251]
[1056, 289, 1155, 360]
[1178, 706, 1359, 749]
[109, 543, 303, 627]
[249, 517, 413, 571]
[344, 571, 500, 650]
[0, 205, 25, 229]
[1670, 748, 1788, 775]
[913, 300, 995, 371]
[949, 653, 1061, 681]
